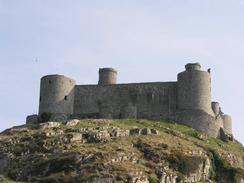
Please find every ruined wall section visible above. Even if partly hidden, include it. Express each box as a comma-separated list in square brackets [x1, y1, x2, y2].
[73, 82, 177, 120]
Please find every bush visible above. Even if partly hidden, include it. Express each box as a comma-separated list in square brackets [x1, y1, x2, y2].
[208, 149, 244, 183]
[148, 175, 158, 183]
[40, 112, 52, 122]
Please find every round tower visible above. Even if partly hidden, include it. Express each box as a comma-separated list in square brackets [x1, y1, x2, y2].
[211, 102, 220, 116]
[98, 68, 117, 85]
[177, 63, 213, 115]
[222, 114, 232, 134]
[38, 75, 76, 116]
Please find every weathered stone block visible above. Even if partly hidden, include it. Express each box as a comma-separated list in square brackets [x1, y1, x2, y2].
[112, 128, 130, 137]
[66, 119, 80, 127]
[26, 114, 39, 125]
[151, 129, 159, 135]
[65, 133, 82, 142]
[40, 122, 61, 129]
[141, 128, 151, 135]
[86, 130, 110, 143]
[130, 128, 141, 136]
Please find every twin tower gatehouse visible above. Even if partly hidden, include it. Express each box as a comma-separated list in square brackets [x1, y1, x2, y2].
[27, 63, 233, 139]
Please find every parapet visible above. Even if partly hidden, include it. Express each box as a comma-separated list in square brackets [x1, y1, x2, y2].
[98, 68, 118, 85]
[99, 68, 117, 74]
[40, 74, 76, 85]
[185, 63, 201, 71]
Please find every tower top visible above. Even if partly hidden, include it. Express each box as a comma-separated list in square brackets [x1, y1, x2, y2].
[98, 68, 117, 85]
[99, 68, 117, 74]
[185, 63, 201, 71]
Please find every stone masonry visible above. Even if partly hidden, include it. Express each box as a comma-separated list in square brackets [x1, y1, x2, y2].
[27, 63, 233, 138]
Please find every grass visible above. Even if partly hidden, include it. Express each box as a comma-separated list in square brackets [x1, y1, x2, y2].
[1, 118, 243, 182]
[0, 176, 26, 183]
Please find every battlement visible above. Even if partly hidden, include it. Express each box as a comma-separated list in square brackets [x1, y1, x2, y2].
[27, 63, 233, 139]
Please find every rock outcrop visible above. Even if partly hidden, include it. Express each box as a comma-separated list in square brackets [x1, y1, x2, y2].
[0, 119, 243, 183]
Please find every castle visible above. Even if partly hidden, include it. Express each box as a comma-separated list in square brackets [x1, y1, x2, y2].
[27, 63, 233, 138]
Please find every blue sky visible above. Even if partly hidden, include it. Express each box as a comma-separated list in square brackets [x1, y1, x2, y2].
[0, 0, 243, 143]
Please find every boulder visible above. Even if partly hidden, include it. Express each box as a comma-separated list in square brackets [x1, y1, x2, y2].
[151, 129, 159, 135]
[70, 133, 83, 142]
[112, 128, 130, 137]
[40, 122, 61, 129]
[141, 128, 151, 135]
[61, 133, 82, 143]
[26, 114, 39, 125]
[66, 119, 80, 127]
[86, 130, 110, 143]
[130, 128, 141, 136]
[130, 128, 159, 136]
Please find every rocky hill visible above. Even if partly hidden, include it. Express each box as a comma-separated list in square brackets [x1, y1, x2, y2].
[0, 119, 243, 183]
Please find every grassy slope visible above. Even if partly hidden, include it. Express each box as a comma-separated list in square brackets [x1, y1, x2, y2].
[0, 119, 243, 183]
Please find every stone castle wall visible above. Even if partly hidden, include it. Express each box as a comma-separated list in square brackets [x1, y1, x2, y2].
[33, 63, 233, 138]
[173, 110, 223, 137]
[73, 82, 177, 120]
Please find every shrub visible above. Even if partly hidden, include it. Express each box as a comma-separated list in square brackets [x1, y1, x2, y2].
[148, 175, 158, 183]
[40, 112, 52, 122]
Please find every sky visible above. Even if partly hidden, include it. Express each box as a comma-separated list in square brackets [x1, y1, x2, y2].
[0, 0, 243, 143]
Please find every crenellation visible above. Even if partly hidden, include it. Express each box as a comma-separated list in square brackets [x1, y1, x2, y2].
[29, 63, 233, 139]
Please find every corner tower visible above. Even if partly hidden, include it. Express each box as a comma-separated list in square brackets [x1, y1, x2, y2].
[38, 75, 76, 116]
[98, 68, 117, 85]
[177, 63, 213, 115]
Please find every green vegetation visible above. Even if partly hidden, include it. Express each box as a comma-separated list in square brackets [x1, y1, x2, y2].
[148, 175, 159, 183]
[0, 176, 26, 183]
[0, 119, 243, 182]
[208, 148, 244, 183]
[40, 112, 52, 122]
